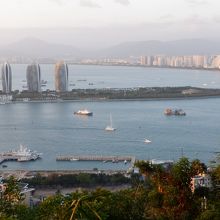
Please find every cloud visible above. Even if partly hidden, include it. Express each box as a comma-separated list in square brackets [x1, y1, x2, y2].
[185, 0, 208, 6]
[79, 0, 101, 8]
[48, 0, 65, 5]
[213, 16, 220, 23]
[115, 0, 130, 6]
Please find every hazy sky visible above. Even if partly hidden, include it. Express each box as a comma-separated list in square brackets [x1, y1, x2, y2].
[0, 0, 220, 48]
[0, 0, 219, 28]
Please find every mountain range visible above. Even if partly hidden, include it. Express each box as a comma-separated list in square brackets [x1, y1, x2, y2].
[1, 38, 220, 59]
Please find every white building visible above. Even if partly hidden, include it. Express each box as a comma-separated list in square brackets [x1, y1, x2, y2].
[191, 173, 212, 192]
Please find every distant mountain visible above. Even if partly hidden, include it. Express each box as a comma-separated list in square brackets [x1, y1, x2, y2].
[98, 39, 220, 57]
[0, 37, 82, 58]
[1, 38, 220, 59]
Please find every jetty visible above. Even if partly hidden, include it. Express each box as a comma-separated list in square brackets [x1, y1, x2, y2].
[56, 155, 136, 164]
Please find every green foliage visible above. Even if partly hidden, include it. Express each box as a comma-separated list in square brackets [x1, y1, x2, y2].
[1, 158, 220, 219]
[0, 176, 24, 218]
[22, 173, 130, 188]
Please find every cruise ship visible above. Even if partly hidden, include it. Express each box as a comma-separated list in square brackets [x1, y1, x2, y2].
[74, 109, 93, 116]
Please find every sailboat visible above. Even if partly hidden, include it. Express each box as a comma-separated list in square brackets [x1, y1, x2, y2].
[105, 113, 116, 131]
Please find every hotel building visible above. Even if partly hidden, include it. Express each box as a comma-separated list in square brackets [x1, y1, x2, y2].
[26, 63, 41, 92]
[54, 61, 68, 92]
[1, 62, 12, 93]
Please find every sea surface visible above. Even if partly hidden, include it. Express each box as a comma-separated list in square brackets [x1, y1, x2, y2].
[1, 64, 220, 91]
[0, 65, 220, 170]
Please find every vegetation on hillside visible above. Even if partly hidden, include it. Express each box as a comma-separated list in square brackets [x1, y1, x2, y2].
[0, 158, 220, 220]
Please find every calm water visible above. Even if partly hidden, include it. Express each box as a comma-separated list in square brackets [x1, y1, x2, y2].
[1, 64, 220, 90]
[0, 98, 219, 170]
[0, 65, 220, 170]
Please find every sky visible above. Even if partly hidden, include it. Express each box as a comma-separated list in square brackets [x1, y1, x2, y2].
[0, 0, 220, 48]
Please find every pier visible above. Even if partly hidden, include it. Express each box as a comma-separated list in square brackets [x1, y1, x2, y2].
[56, 155, 136, 164]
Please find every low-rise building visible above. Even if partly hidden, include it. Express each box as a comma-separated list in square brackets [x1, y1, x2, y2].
[191, 173, 212, 192]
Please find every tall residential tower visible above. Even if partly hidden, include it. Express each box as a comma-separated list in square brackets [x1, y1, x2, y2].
[26, 63, 41, 92]
[54, 61, 68, 92]
[1, 62, 12, 93]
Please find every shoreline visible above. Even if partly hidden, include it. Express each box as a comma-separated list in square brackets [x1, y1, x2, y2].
[10, 94, 220, 104]
[4, 86, 220, 104]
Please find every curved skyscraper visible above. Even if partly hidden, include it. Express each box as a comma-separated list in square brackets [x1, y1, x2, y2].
[54, 61, 68, 92]
[26, 63, 41, 92]
[1, 62, 12, 93]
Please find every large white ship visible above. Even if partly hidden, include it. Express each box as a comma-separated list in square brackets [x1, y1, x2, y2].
[2, 144, 42, 162]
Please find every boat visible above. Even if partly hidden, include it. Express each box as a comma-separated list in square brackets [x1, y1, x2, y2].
[105, 114, 116, 131]
[8, 144, 42, 162]
[74, 109, 93, 116]
[164, 108, 186, 116]
[70, 158, 79, 161]
[2, 165, 7, 168]
[41, 80, 47, 87]
[144, 139, 151, 144]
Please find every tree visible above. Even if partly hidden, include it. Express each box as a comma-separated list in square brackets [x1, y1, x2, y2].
[0, 176, 24, 218]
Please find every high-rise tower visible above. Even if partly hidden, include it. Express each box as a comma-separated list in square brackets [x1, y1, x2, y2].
[26, 63, 41, 92]
[1, 62, 12, 94]
[54, 61, 68, 92]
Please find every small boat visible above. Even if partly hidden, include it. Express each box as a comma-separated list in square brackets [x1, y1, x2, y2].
[144, 139, 151, 144]
[74, 109, 93, 116]
[70, 158, 79, 161]
[164, 108, 186, 116]
[105, 114, 116, 131]
[2, 164, 7, 168]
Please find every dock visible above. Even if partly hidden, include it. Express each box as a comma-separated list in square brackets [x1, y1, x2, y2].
[56, 155, 136, 164]
[0, 156, 18, 164]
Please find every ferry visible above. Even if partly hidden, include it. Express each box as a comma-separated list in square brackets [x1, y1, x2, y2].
[164, 108, 186, 116]
[74, 109, 93, 116]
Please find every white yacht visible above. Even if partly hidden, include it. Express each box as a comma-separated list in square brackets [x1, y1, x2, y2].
[144, 139, 151, 144]
[74, 109, 93, 116]
[105, 114, 116, 131]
